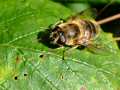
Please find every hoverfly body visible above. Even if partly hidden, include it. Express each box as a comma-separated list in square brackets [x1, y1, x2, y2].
[49, 15, 99, 47]
[48, 13, 111, 55]
[48, 9, 120, 55]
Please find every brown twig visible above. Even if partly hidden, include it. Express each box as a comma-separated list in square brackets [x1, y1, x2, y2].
[113, 37, 120, 41]
[97, 13, 120, 25]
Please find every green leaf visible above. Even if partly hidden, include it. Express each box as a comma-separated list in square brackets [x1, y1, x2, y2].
[53, 0, 120, 4]
[65, 3, 90, 13]
[0, 0, 120, 90]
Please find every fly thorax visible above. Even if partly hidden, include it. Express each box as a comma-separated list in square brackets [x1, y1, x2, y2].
[64, 24, 80, 46]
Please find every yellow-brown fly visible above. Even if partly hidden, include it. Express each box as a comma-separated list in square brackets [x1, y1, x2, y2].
[49, 13, 120, 54]
[50, 16, 100, 47]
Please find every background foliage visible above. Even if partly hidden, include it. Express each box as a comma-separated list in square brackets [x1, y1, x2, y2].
[0, 0, 120, 90]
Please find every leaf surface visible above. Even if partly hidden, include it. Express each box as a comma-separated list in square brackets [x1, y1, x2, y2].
[0, 0, 120, 90]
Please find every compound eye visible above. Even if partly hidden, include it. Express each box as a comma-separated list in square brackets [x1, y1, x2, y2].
[57, 31, 66, 44]
[59, 31, 64, 36]
[59, 31, 66, 42]
[67, 24, 80, 38]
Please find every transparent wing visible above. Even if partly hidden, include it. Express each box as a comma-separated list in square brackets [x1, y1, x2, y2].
[66, 8, 97, 21]
[66, 1, 114, 21]
[86, 43, 117, 55]
[78, 8, 97, 19]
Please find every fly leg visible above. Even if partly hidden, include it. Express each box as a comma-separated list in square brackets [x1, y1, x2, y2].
[62, 45, 79, 60]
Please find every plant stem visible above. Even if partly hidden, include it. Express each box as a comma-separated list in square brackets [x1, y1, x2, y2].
[97, 13, 120, 25]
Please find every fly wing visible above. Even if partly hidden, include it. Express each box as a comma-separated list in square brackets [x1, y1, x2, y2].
[86, 43, 117, 55]
[66, 8, 98, 21]
[78, 8, 97, 19]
